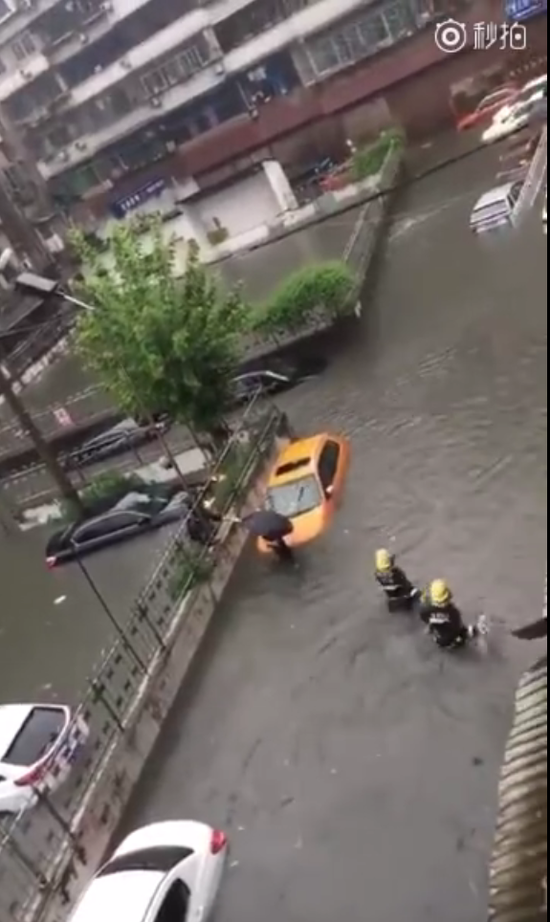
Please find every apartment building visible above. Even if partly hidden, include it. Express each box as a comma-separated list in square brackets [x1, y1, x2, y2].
[0, 0, 546, 232]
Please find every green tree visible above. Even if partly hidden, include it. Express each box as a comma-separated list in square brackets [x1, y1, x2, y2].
[72, 221, 247, 434]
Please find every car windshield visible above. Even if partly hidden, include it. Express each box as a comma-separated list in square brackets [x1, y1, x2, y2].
[98, 846, 194, 877]
[267, 474, 323, 517]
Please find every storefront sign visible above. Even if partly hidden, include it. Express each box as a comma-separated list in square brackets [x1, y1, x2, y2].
[505, 0, 546, 20]
[111, 178, 166, 218]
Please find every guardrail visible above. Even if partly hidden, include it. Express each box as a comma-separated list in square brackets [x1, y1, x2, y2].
[0, 396, 287, 922]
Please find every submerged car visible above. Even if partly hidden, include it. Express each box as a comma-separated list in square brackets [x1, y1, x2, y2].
[457, 86, 518, 131]
[0, 703, 88, 816]
[230, 356, 326, 405]
[60, 420, 168, 471]
[482, 95, 545, 144]
[469, 181, 523, 235]
[259, 432, 350, 552]
[68, 820, 228, 922]
[46, 490, 192, 567]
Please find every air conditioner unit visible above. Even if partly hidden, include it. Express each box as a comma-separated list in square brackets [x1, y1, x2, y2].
[20, 69, 32, 80]
[58, 150, 70, 163]
[214, 62, 225, 76]
[101, 0, 113, 9]
[120, 58, 132, 70]
[75, 140, 88, 151]
[150, 97, 163, 108]
[78, 32, 89, 44]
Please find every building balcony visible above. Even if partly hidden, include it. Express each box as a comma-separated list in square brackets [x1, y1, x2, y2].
[38, 59, 228, 179]
[222, 0, 369, 71]
[49, 8, 212, 111]
[0, 54, 51, 104]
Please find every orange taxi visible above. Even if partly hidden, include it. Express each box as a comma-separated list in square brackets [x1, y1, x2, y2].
[258, 432, 350, 552]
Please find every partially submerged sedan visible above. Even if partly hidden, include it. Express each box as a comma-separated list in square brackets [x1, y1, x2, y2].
[259, 432, 350, 552]
[46, 490, 192, 567]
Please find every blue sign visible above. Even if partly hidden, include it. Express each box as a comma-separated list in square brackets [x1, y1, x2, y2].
[505, 0, 546, 20]
[111, 178, 166, 218]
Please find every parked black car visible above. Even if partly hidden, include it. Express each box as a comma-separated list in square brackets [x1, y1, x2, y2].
[230, 356, 326, 405]
[60, 420, 168, 471]
[45, 490, 191, 567]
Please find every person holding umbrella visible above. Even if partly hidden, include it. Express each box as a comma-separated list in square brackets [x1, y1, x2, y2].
[228, 508, 296, 564]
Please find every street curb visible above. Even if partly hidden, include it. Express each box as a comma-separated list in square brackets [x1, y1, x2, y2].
[36, 435, 286, 922]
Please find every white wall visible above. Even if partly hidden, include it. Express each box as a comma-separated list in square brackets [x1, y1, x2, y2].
[189, 171, 281, 238]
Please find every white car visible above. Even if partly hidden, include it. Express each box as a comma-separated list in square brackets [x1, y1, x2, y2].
[494, 73, 547, 124]
[469, 181, 523, 235]
[482, 94, 545, 144]
[0, 703, 88, 817]
[68, 820, 228, 922]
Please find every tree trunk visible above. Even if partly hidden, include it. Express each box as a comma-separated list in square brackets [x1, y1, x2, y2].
[0, 366, 84, 518]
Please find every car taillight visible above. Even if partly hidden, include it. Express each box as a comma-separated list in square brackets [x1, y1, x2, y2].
[46, 556, 58, 569]
[210, 830, 228, 856]
[15, 764, 48, 788]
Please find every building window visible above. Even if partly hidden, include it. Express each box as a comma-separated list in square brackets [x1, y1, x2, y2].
[0, 57, 6, 75]
[12, 32, 36, 62]
[307, 0, 417, 77]
[141, 36, 210, 99]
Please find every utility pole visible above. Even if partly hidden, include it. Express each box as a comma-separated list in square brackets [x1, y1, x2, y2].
[0, 365, 84, 517]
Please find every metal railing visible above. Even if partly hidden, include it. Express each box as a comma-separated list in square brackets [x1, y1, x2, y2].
[0, 397, 284, 922]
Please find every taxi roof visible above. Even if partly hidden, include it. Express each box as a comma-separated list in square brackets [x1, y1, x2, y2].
[271, 435, 327, 485]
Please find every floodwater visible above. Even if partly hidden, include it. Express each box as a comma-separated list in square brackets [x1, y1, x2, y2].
[0, 139, 547, 921]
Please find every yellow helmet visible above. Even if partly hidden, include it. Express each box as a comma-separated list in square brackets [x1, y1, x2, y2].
[430, 579, 451, 606]
[375, 548, 393, 572]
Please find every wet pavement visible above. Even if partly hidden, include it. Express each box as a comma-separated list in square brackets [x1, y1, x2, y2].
[0, 142, 547, 920]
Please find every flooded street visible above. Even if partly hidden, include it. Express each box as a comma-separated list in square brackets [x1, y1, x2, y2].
[0, 144, 547, 920]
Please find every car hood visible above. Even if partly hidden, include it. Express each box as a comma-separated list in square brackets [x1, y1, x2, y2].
[287, 506, 326, 546]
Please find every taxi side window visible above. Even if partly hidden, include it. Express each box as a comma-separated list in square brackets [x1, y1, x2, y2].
[318, 441, 340, 490]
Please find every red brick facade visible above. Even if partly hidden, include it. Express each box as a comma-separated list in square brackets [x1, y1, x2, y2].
[83, 2, 547, 220]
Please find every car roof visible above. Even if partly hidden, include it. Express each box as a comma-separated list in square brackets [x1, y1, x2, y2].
[69, 870, 164, 922]
[473, 183, 515, 209]
[271, 435, 328, 485]
[114, 821, 209, 858]
[0, 705, 33, 760]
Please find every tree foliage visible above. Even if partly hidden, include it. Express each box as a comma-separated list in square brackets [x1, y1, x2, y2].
[72, 221, 247, 432]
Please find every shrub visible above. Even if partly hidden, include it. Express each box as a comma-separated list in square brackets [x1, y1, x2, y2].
[351, 126, 405, 183]
[168, 543, 214, 602]
[61, 471, 145, 522]
[252, 261, 355, 335]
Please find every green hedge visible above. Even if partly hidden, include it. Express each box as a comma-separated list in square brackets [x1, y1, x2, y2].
[351, 127, 405, 183]
[251, 261, 356, 336]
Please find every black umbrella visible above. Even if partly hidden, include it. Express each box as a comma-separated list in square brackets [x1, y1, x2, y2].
[511, 616, 547, 641]
[241, 509, 294, 541]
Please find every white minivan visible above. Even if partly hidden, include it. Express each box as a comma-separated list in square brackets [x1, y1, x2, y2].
[469, 181, 523, 235]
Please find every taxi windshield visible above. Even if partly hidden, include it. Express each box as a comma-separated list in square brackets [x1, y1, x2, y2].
[266, 475, 323, 518]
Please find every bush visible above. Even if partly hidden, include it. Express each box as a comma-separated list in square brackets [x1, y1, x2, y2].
[168, 543, 214, 602]
[252, 261, 355, 335]
[61, 471, 145, 522]
[207, 226, 229, 246]
[351, 126, 405, 183]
